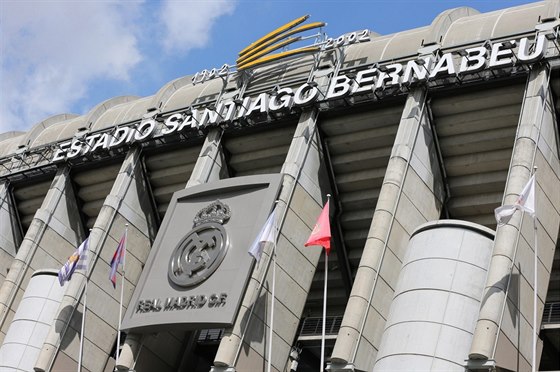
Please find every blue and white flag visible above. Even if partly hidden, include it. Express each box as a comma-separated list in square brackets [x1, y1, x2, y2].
[58, 238, 89, 286]
[248, 209, 277, 262]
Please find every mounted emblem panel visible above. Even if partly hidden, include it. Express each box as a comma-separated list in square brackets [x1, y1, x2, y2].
[122, 174, 282, 332]
[168, 200, 231, 287]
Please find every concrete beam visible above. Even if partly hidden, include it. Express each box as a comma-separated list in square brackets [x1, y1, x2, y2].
[34, 147, 159, 372]
[0, 167, 82, 347]
[0, 181, 22, 287]
[118, 128, 228, 371]
[213, 109, 325, 371]
[329, 87, 444, 371]
[468, 64, 560, 370]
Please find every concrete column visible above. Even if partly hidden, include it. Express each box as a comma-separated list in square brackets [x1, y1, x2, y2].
[187, 128, 228, 187]
[0, 181, 23, 287]
[213, 109, 325, 371]
[117, 128, 227, 371]
[0, 167, 83, 345]
[329, 88, 444, 371]
[34, 147, 158, 372]
[469, 65, 560, 371]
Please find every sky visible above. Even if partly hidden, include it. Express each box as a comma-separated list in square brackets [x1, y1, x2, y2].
[0, 0, 538, 134]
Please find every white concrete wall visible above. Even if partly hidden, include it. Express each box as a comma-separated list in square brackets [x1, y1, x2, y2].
[0, 270, 64, 371]
[373, 221, 494, 371]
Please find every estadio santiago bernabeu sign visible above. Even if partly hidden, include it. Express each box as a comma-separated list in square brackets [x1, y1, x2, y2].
[122, 174, 282, 332]
[51, 32, 548, 163]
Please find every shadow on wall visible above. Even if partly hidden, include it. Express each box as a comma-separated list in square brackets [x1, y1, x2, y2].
[56, 304, 80, 351]
[479, 272, 520, 327]
[240, 288, 267, 369]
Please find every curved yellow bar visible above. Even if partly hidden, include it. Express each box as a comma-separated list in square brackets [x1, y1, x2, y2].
[238, 15, 309, 58]
[238, 46, 320, 70]
[237, 37, 301, 66]
[237, 22, 326, 64]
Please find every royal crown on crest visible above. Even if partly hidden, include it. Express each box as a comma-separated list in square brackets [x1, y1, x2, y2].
[193, 200, 231, 227]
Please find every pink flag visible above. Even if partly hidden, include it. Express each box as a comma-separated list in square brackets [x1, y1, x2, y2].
[305, 200, 331, 255]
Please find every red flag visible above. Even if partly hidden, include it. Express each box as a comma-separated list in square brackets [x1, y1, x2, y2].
[305, 199, 331, 255]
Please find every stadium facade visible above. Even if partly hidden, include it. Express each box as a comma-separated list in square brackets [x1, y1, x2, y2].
[0, 1, 559, 371]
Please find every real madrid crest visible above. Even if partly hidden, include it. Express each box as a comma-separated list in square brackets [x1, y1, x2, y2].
[168, 200, 231, 287]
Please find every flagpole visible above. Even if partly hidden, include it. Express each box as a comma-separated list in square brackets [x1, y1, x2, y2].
[321, 251, 328, 372]
[267, 244, 276, 372]
[78, 278, 88, 372]
[320, 194, 331, 372]
[116, 224, 128, 367]
[532, 167, 538, 372]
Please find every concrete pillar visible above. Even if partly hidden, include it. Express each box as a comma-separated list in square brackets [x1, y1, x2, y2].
[117, 128, 227, 371]
[33, 147, 158, 372]
[329, 88, 444, 371]
[0, 181, 22, 287]
[212, 109, 325, 371]
[469, 65, 560, 371]
[0, 167, 83, 346]
[187, 128, 228, 187]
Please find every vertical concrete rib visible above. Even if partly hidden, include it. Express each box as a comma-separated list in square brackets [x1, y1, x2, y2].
[213, 109, 324, 371]
[186, 128, 227, 187]
[0, 168, 82, 346]
[34, 147, 158, 372]
[329, 88, 444, 371]
[117, 128, 227, 371]
[0, 181, 22, 287]
[469, 64, 560, 369]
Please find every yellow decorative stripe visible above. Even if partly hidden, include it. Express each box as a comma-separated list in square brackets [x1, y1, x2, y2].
[238, 15, 309, 58]
[237, 21, 325, 64]
[237, 37, 301, 66]
[238, 46, 320, 70]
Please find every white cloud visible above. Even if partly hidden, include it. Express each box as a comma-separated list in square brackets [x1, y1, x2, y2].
[0, 0, 238, 136]
[158, 0, 236, 54]
[0, 1, 143, 133]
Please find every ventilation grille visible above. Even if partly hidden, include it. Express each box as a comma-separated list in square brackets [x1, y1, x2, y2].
[298, 316, 342, 338]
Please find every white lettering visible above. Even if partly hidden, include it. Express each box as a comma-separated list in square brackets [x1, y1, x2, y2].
[326, 75, 352, 99]
[429, 53, 456, 79]
[109, 127, 129, 148]
[458, 46, 487, 74]
[135, 120, 156, 141]
[489, 41, 516, 68]
[402, 56, 431, 84]
[52, 141, 70, 162]
[518, 35, 547, 63]
[246, 93, 269, 116]
[269, 88, 294, 111]
[294, 83, 319, 105]
[376, 63, 402, 90]
[352, 68, 377, 94]
[163, 113, 183, 135]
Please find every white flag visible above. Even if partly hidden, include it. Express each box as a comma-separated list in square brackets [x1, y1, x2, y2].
[495, 174, 536, 225]
[248, 209, 277, 261]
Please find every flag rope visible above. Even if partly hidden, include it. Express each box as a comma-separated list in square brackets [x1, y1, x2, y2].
[77, 279, 88, 372]
[115, 224, 128, 368]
